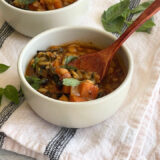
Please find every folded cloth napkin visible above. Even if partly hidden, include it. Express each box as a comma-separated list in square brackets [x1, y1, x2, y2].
[0, 0, 160, 160]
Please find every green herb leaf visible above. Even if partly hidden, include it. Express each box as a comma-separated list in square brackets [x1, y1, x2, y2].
[32, 57, 39, 69]
[64, 56, 78, 65]
[137, 18, 155, 33]
[61, 65, 77, 71]
[101, 0, 155, 34]
[131, 1, 153, 14]
[26, 76, 41, 90]
[121, 8, 131, 19]
[0, 88, 4, 105]
[102, 0, 130, 22]
[0, 64, 10, 73]
[63, 78, 81, 87]
[14, 0, 36, 5]
[25, 76, 47, 90]
[4, 85, 19, 104]
[102, 16, 125, 34]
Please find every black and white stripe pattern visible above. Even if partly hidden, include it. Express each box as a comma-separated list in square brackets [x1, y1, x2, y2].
[127, 0, 141, 22]
[0, 132, 6, 148]
[0, 22, 14, 48]
[0, 92, 24, 128]
[44, 0, 141, 160]
[0, 22, 24, 129]
[44, 128, 76, 160]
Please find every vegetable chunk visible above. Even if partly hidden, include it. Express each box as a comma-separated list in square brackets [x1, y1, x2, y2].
[78, 80, 99, 100]
[70, 95, 86, 102]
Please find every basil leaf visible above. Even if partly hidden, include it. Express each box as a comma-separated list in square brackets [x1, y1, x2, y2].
[0, 64, 10, 73]
[61, 65, 77, 71]
[64, 56, 78, 65]
[26, 76, 41, 90]
[121, 9, 131, 19]
[102, 16, 125, 34]
[26, 76, 48, 90]
[14, 0, 36, 5]
[0, 88, 4, 105]
[101, 0, 155, 34]
[63, 78, 81, 87]
[137, 18, 155, 33]
[131, 1, 153, 14]
[4, 85, 19, 104]
[32, 57, 39, 69]
[102, 0, 130, 22]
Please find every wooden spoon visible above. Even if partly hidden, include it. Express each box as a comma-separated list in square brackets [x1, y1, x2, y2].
[69, 0, 160, 80]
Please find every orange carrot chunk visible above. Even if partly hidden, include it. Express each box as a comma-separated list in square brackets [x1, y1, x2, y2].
[59, 95, 69, 101]
[62, 86, 71, 94]
[53, 0, 63, 9]
[78, 81, 99, 100]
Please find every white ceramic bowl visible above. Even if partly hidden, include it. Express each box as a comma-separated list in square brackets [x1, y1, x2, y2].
[0, 0, 89, 37]
[18, 26, 133, 128]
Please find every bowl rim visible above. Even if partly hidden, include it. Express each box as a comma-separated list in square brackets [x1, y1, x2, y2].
[1, 0, 83, 15]
[18, 26, 133, 105]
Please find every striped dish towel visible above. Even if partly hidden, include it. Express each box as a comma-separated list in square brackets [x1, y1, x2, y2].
[0, 0, 160, 160]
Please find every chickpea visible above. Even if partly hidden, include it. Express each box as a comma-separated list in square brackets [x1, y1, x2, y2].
[55, 67, 71, 79]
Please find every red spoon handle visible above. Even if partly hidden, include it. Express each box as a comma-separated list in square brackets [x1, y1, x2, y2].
[110, 0, 160, 53]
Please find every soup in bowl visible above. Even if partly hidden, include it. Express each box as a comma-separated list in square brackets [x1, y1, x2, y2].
[18, 26, 133, 128]
[0, 0, 89, 37]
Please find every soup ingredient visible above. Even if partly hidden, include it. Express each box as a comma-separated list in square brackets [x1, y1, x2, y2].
[8, 0, 77, 11]
[0, 63, 19, 105]
[101, 0, 155, 34]
[25, 42, 125, 102]
[0, 64, 10, 73]
[63, 78, 81, 87]
[13, 0, 36, 5]
[78, 80, 99, 100]
[25, 76, 48, 90]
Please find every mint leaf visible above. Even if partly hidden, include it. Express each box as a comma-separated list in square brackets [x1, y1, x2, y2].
[137, 18, 155, 33]
[26, 76, 41, 90]
[101, 0, 155, 34]
[131, 1, 153, 14]
[0, 64, 10, 73]
[101, 0, 130, 33]
[26, 76, 48, 90]
[32, 57, 39, 69]
[102, 0, 130, 22]
[0, 88, 4, 105]
[121, 8, 131, 19]
[4, 85, 19, 104]
[63, 78, 81, 87]
[61, 65, 77, 71]
[64, 56, 78, 65]
[102, 16, 125, 34]
[14, 0, 36, 5]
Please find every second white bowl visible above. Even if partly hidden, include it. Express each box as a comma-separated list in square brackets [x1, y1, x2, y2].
[0, 0, 89, 37]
